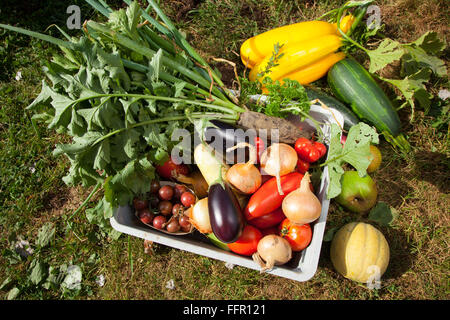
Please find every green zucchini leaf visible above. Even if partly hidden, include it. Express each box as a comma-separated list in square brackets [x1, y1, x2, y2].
[366, 39, 404, 74]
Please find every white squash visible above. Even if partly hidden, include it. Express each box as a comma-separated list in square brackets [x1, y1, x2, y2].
[330, 222, 390, 283]
[193, 143, 229, 186]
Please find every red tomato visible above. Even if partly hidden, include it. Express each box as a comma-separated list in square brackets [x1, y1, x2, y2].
[294, 138, 325, 163]
[278, 219, 312, 252]
[138, 208, 154, 224]
[156, 157, 189, 179]
[227, 225, 262, 256]
[180, 191, 196, 207]
[247, 207, 285, 229]
[294, 137, 312, 155]
[313, 141, 327, 158]
[133, 198, 148, 210]
[173, 184, 188, 200]
[295, 158, 310, 174]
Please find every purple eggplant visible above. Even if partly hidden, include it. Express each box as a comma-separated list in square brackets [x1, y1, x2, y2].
[204, 120, 256, 163]
[208, 182, 244, 243]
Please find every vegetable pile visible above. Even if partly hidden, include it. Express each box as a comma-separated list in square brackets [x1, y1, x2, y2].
[1, 0, 446, 279]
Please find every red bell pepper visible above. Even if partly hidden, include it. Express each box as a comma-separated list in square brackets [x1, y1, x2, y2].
[247, 207, 286, 229]
[227, 225, 262, 256]
[244, 172, 304, 220]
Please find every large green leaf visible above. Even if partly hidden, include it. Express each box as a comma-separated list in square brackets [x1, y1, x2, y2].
[326, 123, 379, 199]
[367, 39, 404, 74]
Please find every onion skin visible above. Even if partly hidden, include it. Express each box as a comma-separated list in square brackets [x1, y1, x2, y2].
[189, 198, 212, 234]
[260, 143, 298, 195]
[226, 164, 262, 194]
[260, 143, 298, 176]
[175, 171, 209, 199]
[281, 172, 322, 225]
[252, 235, 292, 272]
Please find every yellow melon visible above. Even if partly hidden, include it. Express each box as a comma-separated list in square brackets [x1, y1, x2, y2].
[367, 145, 382, 173]
[330, 222, 390, 283]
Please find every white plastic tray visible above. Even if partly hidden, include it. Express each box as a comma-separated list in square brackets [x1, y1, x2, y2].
[110, 104, 344, 282]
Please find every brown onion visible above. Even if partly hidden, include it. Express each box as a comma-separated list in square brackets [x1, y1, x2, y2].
[188, 198, 212, 233]
[226, 142, 262, 194]
[252, 235, 292, 273]
[260, 143, 297, 195]
[281, 172, 321, 225]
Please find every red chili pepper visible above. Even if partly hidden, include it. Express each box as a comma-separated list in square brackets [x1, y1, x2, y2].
[294, 138, 327, 163]
[244, 172, 304, 220]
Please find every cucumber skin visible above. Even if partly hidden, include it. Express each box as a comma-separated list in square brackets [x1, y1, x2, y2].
[305, 87, 360, 130]
[327, 58, 401, 137]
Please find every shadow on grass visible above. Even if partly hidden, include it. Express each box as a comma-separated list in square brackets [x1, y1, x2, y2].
[411, 149, 449, 195]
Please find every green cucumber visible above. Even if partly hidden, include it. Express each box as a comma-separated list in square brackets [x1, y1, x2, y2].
[305, 87, 360, 130]
[327, 58, 410, 151]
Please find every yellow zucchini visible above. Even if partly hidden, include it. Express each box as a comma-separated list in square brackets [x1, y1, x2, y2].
[248, 34, 343, 82]
[240, 15, 355, 69]
[273, 51, 346, 85]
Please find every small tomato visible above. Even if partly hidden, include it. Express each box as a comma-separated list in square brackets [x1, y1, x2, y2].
[295, 158, 310, 174]
[313, 141, 327, 158]
[156, 157, 189, 179]
[279, 219, 312, 252]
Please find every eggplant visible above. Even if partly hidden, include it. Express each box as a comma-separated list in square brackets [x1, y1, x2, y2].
[208, 182, 245, 243]
[204, 120, 256, 163]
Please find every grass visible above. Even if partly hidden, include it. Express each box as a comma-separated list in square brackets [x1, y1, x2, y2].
[0, 0, 449, 300]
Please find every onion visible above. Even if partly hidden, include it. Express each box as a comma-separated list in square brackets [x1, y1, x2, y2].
[260, 143, 298, 195]
[226, 142, 262, 194]
[252, 235, 292, 272]
[281, 172, 322, 225]
[187, 198, 212, 233]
